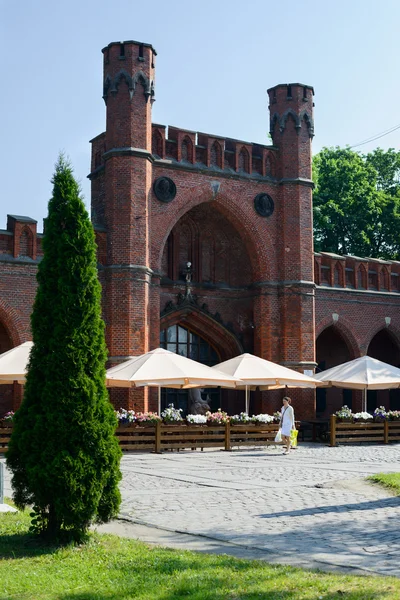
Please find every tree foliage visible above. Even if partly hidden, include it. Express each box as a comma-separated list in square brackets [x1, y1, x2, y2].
[313, 147, 400, 259]
[6, 156, 122, 540]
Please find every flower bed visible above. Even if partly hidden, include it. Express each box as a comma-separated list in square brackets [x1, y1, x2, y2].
[1, 408, 284, 454]
[334, 405, 397, 423]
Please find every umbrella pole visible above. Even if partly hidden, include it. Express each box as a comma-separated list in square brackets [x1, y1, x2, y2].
[363, 388, 367, 413]
[158, 387, 161, 416]
[245, 385, 249, 415]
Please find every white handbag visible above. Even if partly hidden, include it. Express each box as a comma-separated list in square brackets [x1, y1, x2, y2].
[274, 428, 282, 443]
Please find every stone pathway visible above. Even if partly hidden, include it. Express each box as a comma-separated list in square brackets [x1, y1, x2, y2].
[3, 443, 400, 576]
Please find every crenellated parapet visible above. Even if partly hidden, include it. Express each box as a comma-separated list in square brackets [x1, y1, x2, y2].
[0, 216, 42, 262]
[314, 252, 400, 293]
[150, 124, 278, 178]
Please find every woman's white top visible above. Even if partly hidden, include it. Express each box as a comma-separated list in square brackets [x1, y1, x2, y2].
[280, 405, 295, 436]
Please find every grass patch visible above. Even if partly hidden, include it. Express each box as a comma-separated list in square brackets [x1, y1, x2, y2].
[1, 509, 400, 599]
[368, 472, 400, 495]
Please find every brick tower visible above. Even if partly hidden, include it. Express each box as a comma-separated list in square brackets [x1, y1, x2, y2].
[95, 40, 156, 409]
[267, 83, 316, 374]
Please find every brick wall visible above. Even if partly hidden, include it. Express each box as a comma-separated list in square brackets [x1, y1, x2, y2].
[1, 41, 400, 421]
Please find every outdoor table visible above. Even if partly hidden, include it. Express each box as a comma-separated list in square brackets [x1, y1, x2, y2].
[304, 418, 330, 442]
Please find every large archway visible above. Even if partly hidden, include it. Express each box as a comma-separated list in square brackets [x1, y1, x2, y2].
[160, 202, 253, 287]
[0, 320, 14, 417]
[367, 329, 400, 412]
[316, 326, 354, 417]
[158, 203, 259, 415]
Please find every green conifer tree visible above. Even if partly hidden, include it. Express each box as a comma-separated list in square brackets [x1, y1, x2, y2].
[6, 155, 121, 540]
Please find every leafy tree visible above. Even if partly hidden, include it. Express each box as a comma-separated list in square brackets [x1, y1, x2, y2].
[313, 147, 400, 259]
[6, 156, 121, 540]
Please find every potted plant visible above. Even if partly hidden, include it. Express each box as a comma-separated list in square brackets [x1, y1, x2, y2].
[205, 409, 229, 425]
[352, 411, 373, 423]
[135, 411, 162, 425]
[335, 405, 353, 422]
[230, 412, 252, 425]
[253, 413, 275, 425]
[373, 406, 388, 422]
[161, 404, 183, 424]
[186, 414, 207, 425]
[388, 410, 400, 421]
[115, 408, 137, 426]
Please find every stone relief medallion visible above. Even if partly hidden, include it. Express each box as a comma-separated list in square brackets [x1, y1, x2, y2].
[153, 177, 177, 203]
[254, 193, 274, 217]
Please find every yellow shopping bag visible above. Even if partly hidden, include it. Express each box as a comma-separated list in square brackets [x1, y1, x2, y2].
[290, 429, 298, 448]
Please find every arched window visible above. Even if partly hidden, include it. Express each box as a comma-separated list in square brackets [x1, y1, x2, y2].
[181, 137, 192, 162]
[152, 129, 163, 157]
[160, 324, 220, 414]
[210, 141, 222, 168]
[265, 153, 276, 177]
[380, 268, 389, 290]
[19, 229, 30, 257]
[238, 147, 249, 173]
[334, 263, 342, 287]
[357, 265, 367, 289]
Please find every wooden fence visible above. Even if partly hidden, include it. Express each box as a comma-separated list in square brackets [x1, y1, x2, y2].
[0, 421, 285, 454]
[330, 415, 400, 446]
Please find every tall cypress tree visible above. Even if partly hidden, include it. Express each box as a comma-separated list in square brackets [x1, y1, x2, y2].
[7, 156, 121, 540]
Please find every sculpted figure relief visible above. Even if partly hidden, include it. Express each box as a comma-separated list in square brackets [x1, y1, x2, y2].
[188, 388, 211, 415]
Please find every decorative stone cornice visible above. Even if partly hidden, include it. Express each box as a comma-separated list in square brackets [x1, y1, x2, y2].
[270, 109, 314, 138]
[103, 69, 155, 104]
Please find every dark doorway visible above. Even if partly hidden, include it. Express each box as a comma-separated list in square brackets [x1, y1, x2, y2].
[0, 321, 14, 417]
[160, 324, 221, 415]
[367, 329, 400, 411]
[316, 326, 353, 417]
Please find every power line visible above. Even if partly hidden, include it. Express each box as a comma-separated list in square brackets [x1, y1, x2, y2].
[349, 123, 400, 149]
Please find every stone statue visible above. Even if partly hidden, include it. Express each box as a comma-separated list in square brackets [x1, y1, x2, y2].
[188, 388, 210, 415]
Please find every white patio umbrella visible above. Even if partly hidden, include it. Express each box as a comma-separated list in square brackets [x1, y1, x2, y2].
[213, 353, 319, 414]
[0, 341, 33, 384]
[106, 348, 241, 414]
[314, 355, 400, 412]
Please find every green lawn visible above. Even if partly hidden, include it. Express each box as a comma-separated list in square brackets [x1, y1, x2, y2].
[368, 472, 400, 495]
[1, 506, 400, 600]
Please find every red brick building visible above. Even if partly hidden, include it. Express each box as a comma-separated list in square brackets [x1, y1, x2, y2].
[1, 40, 400, 420]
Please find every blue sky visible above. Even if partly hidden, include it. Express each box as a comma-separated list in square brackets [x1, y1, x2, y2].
[1, 0, 399, 229]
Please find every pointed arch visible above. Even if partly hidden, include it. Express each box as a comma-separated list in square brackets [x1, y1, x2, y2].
[357, 264, 367, 289]
[160, 305, 243, 360]
[333, 262, 343, 287]
[153, 189, 273, 281]
[181, 136, 193, 163]
[132, 70, 151, 97]
[210, 141, 222, 168]
[0, 299, 25, 347]
[269, 112, 280, 137]
[111, 69, 132, 94]
[299, 110, 315, 137]
[152, 129, 164, 157]
[102, 74, 112, 102]
[19, 226, 33, 258]
[315, 317, 361, 360]
[365, 324, 400, 353]
[279, 109, 301, 132]
[380, 267, 389, 291]
[238, 147, 250, 173]
[264, 152, 276, 178]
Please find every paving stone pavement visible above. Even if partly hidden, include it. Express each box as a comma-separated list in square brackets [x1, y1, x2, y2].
[3, 443, 400, 576]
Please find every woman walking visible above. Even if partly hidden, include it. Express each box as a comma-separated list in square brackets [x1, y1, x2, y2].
[280, 397, 295, 454]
